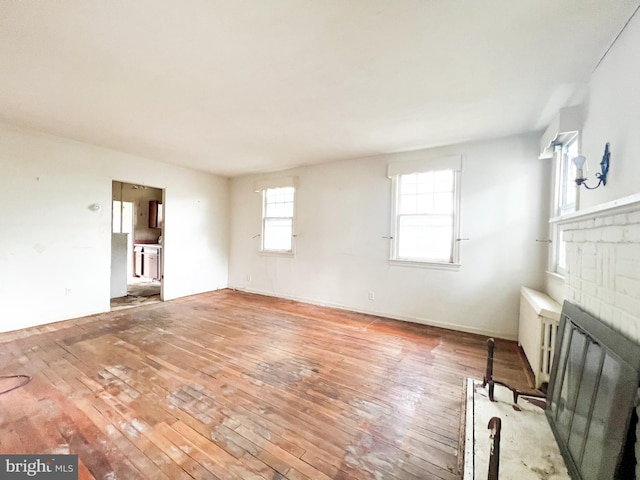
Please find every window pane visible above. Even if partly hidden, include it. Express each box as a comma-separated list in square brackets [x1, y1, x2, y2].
[558, 230, 567, 271]
[399, 193, 416, 214]
[434, 170, 453, 191]
[400, 174, 417, 194]
[397, 215, 453, 261]
[433, 192, 453, 214]
[559, 137, 578, 215]
[263, 218, 292, 251]
[263, 186, 295, 251]
[112, 200, 121, 233]
[416, 193, 433, 214]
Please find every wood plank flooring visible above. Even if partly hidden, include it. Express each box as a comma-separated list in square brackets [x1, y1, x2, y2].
[0, 289, 531, 479]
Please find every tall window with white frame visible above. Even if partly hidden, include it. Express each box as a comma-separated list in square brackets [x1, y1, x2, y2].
[552, 134, 579, 274]
[391, 169, 460, 266]
[261, 186, 295, 253]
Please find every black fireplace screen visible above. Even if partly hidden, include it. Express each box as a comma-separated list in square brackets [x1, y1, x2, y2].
[546, 301, 640, 480]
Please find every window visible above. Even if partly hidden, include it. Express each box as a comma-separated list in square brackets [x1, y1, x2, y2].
[556, 135, 579, 216]
[261, 186, 295, 253]
[551, 133, 579, 274]
[388, 157, 462, 267]
[112, 200, 133, 234]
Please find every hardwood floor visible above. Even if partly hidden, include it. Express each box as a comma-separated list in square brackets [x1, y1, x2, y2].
[0, 290, 531, 479]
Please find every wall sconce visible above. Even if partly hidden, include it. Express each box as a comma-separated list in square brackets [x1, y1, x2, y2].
[572, 142, 610, 189]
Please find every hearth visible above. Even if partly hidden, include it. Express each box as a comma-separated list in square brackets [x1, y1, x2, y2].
[546, 301, 640, 479]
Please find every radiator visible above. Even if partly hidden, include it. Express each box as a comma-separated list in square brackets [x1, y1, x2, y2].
[517, 287, 561, 388]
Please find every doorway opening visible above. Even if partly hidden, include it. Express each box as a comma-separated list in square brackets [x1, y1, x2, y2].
[110, 181, 164, 310]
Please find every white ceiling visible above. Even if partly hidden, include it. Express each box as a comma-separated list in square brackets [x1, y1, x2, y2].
[0, 1, 638, 177]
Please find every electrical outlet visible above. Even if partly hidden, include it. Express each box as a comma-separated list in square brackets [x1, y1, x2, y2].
[246, 274, 251, 283]
[368, 291, 375, 301]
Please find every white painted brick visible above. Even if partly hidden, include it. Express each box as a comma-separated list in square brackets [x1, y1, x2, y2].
[616, 243, 640, 261]
[623, 224, 640, 242]
[610, 308, 625, 333]
[582, 278, 597, 294]
[570, 229, 586, 242]
[581, 266, 598, 284]
[615, 259, 640, 280]
[569, 275, 582, 289]
[579, 243, 597, 256]
[604, 215, 615, 226]
[563, 231, 573, 242]
[613, 214, 628, 225]
[602, 226, 625, 243]
[586, 297, 602, 319]
[599, 244, 615, 289]
[598, 303, 614, 324]
[580, 219, 595, 229]
[616, 276, 640, 297]
[614, 292, 640, 319]
[597, 286, 616, 304]
[586, 229, 601, 242]
[581, 255, 597, 269]
[628, 210, 640, 224]
[568, 221, 581, 230]
[594, 217, 605, 227]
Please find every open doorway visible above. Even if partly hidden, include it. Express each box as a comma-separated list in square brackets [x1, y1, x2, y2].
[110, 181, 164, 310]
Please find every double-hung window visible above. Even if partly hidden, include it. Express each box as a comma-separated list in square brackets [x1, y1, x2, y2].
[551, 134, 579, 274]
[388, 156, 462, 268]
[255, 177, 297, 254]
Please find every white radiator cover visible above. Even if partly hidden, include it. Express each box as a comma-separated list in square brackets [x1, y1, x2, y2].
[518, 287, 561, 388]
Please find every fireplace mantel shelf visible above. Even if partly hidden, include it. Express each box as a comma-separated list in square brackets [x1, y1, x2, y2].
[550, 192, 640, 226]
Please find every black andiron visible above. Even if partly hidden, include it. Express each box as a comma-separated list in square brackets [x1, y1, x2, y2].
[487, 417, 502, 480]
[481, 338, 545, 404]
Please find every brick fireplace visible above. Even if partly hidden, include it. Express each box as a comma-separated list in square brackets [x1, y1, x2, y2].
[554, 193, 640, 477]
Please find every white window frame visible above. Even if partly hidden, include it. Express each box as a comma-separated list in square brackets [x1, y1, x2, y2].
[550, 133, 579, 275]
[254, 177, 297, 255]
[387, 156, 462, 270]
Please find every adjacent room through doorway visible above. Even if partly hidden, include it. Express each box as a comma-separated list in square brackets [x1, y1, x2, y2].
[110, 181, 164, 310]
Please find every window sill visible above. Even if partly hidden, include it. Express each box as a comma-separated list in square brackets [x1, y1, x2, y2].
[259, 250, 295, 258]
[546, 270, 565, 281]
[389, 259, 461, 271]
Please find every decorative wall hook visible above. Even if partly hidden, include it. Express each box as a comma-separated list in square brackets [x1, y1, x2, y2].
[572, 142, 610, 189]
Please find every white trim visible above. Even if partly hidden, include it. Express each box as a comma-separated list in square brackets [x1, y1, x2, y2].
[550, 192, 640, 226]
[389, 259, 461, 271]
[254, 176, 298, 192]
[387, 155, 462, 177]
[545, 270, 565, 282]
[538, 106, 583, 159]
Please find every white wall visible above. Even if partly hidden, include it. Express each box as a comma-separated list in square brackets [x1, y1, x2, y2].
[0, 124, 229, 333]
[229, 133, 548, 339]
[579, 8, 640, 210]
